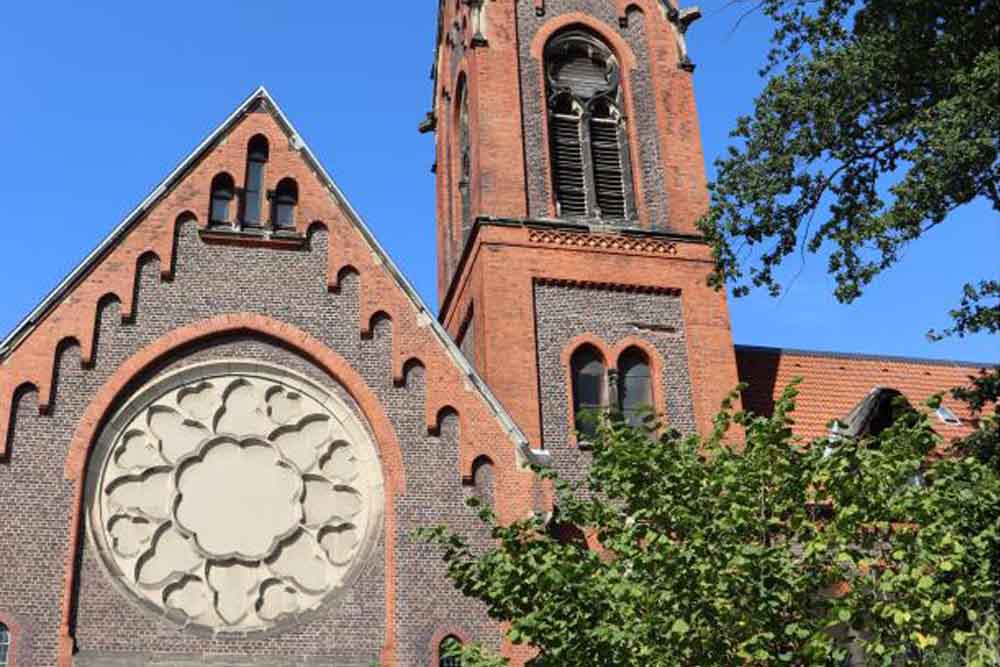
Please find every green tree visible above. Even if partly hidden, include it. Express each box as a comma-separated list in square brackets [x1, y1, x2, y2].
[421, 389, 1000, 666]
[698, 0, 999, 415]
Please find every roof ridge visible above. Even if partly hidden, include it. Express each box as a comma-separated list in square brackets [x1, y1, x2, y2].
[734, 344, 995, 370]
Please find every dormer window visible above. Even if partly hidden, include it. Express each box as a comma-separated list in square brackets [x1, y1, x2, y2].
[243, 134, 270, 227]
[832, 387, 914, 439]
[272, 178, 298, 230]
[936, 405, 962, 426]
[545, 29, 635, 221]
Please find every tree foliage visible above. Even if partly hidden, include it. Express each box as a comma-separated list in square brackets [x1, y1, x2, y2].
[421, 389, 1000, 666]
[697, 0, 999, 432]
[700, 0, 998, 304]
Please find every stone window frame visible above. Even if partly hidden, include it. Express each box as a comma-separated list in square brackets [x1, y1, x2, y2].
[561, 335, 666, 447]
[529, 15, 649, 228]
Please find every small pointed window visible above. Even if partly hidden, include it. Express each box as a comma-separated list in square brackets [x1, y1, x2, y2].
[0, 623, 9, 667]
[439, 635, 463, 667]
[618, 347, 652, 427]
[243, 135, 270, 227]
[545, 30, 634, 221]
[457, 77, 473, 244]
[571, 345, 607, 439]
[273, 178, 299, 230]
[209, 173, 235, 225]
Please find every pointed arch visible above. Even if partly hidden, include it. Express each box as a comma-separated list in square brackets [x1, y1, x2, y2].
[243, 134, 270, 227]
[543, 27, 635, 220]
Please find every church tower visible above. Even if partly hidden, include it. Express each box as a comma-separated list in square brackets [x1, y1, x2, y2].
[429, 0, 741, 454]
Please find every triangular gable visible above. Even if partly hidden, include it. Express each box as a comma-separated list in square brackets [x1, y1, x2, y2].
[0, 87, 546, 470]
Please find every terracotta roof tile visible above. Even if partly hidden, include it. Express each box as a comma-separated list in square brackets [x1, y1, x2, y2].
[735, 346, 995, 442]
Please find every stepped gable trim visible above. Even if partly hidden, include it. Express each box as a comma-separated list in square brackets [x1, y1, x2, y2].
[0, 87, 544, 467]
[735, 344, 994, 370]
[535, 276, 681, 296]
[57, 314, 405, 667]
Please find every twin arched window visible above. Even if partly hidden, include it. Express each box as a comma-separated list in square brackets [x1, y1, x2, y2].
[439, 635, 463, 667]
[210, 135, 299, 231]
[0, 623, 10, 667]
[571, 345, 653, 438]
[545, 30, 634, 221]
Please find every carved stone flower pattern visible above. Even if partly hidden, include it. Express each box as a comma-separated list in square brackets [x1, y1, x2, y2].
[93, 368, 382, 634]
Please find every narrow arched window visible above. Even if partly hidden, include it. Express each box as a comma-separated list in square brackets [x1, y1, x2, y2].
[273, 177, 299, 230]
[243, 134, 270, 227]
[545, 30, 634, 221]
[618, 347, 653, 427]
[472, 456, 495, 509]
[439, 635, 463, 667]
[457, 77, 473, 244]
[0, 623, 10, 667]
[571, 345, 607, 439]
[209, 173, 235, 225]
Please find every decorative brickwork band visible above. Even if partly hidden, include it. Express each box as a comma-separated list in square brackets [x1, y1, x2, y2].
[528, 228, 678, 256]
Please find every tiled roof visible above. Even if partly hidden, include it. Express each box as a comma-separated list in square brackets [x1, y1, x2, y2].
[735, 345, 996, 442]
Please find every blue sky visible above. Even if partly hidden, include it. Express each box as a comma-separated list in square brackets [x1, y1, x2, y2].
[1, 1, 996, 363]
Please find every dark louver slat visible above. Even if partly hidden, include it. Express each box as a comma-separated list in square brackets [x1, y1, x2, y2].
[590, 119, 627, 218]
[551, 114, 588, 217]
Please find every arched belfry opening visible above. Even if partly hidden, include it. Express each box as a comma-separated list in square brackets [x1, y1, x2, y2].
[544, 28, 635, 222]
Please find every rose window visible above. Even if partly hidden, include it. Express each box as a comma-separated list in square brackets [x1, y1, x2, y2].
[88, 362, 384, 633]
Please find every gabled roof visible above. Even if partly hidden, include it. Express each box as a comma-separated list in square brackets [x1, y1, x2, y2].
[736, 345, 994, 441]
[0, 87, 547, 466]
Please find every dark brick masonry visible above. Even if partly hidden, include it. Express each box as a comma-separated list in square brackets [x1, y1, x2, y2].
[0, 222, 496, 665]
[533, 281, 697, 483]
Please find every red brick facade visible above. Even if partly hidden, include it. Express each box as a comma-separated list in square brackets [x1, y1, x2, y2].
[0, 3, 991, 666]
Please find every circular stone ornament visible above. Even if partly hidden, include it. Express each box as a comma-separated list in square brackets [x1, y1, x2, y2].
[88, 361, 384, 634]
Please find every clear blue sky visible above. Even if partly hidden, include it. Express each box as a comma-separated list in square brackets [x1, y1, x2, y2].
[1, 1, 996, 363]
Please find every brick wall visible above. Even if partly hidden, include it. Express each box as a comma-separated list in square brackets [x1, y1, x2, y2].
[534, 281, 697, 483]
[0, 105, 528, 665]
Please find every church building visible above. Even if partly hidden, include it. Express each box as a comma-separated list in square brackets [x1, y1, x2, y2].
[0, 1, 985, 665]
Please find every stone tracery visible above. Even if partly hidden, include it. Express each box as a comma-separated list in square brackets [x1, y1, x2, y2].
[89, 363, 383, 634]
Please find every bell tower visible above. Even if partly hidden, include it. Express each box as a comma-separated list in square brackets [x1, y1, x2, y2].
[427, 0, 740, 452]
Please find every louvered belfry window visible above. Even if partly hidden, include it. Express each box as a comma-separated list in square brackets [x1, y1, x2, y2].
[545, 30, 634, 221]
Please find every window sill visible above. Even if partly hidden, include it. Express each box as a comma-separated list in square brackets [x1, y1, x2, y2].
[199, 225, 307, 250]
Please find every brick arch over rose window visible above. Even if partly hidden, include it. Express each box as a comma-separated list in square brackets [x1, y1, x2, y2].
[56, 313, 407, 667]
